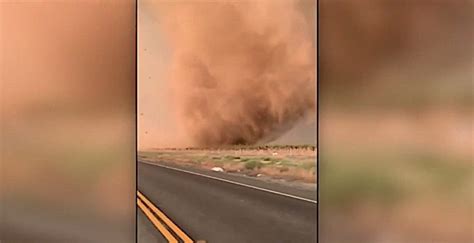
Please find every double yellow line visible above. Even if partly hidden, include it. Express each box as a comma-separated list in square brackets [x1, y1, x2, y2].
[137, 190, 194, 243]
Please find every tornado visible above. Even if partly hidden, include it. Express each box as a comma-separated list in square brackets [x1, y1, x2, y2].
[154, 0, 316, 146]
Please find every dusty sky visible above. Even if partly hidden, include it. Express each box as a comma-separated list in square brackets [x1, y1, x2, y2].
[138, 1, 316, 149]
[138, 4, 178, 148]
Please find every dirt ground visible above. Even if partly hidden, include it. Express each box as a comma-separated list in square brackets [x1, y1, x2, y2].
[139, 146, 317, 184]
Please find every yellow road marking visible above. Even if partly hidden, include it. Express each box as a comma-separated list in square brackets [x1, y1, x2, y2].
[137, 198, 178, 243]
[138, 191, 194, 243]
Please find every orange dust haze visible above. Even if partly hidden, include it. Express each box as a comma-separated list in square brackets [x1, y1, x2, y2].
[150, 0, 316, 147]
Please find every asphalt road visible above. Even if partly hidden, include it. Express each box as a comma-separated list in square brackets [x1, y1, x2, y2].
[138, 161, 317, 243]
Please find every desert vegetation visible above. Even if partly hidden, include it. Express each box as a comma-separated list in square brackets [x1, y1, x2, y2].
[139, 145, 316, 183]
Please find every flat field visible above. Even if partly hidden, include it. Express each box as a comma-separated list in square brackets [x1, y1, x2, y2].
[139, 145, 317, 184]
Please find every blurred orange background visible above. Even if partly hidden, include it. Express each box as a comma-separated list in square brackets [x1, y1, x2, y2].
[1, 1, 136, 242]
[319, 1, 473, 242]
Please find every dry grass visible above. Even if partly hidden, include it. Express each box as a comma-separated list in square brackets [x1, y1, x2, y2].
[139, 146, 316, 184]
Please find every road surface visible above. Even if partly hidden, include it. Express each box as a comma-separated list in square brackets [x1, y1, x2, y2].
[138, 160, 317, 243]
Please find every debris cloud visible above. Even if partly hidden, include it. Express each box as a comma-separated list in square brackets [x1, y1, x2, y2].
[154, 0, 316, 146]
